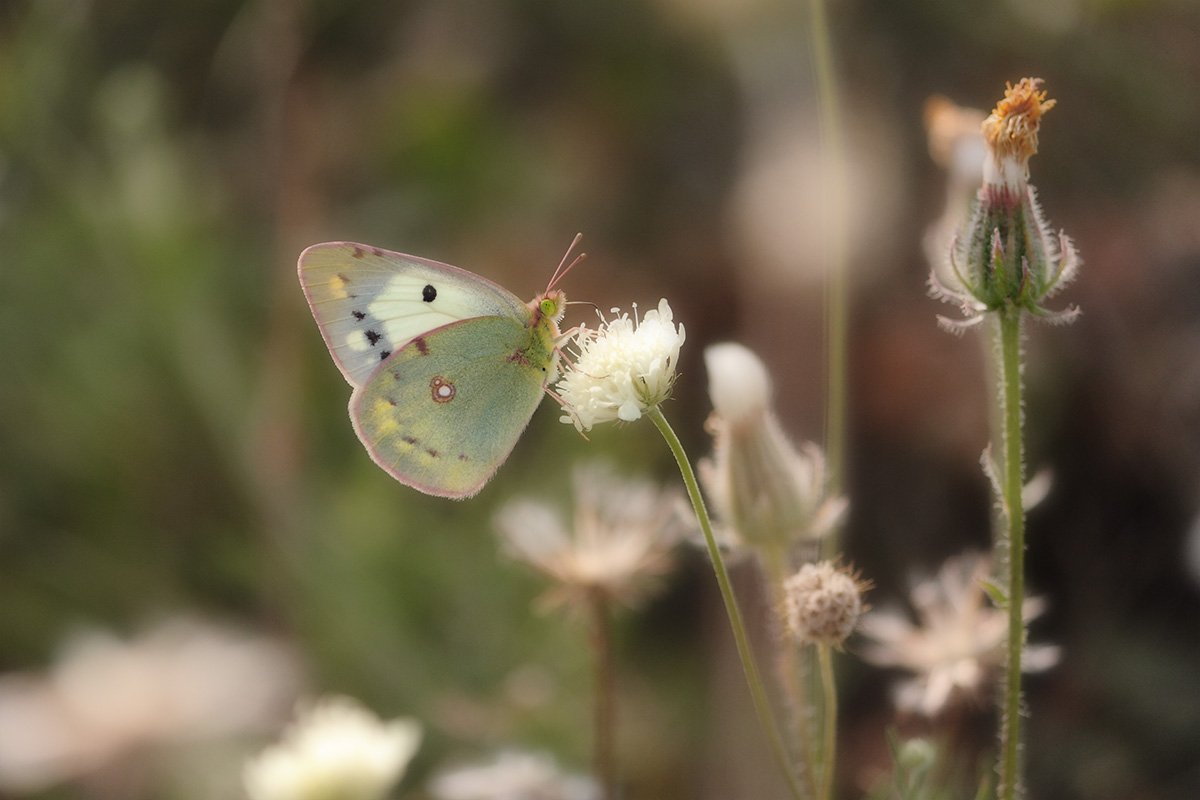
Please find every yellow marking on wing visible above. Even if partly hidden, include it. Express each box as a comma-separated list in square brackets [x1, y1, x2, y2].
[371, 398, 399, 434]
[328, 275, 349, 300]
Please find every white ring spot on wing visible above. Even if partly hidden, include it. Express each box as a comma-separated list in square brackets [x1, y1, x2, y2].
[430, 376, 456, 403]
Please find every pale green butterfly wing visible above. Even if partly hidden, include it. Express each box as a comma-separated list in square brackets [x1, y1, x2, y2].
[350, 315, 554, 498]
[298, 241, 530, 388]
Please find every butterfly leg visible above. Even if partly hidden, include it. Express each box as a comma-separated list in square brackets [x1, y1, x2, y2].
[541, 383, 590, 441]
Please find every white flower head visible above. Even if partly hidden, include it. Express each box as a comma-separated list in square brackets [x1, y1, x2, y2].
[244, 696, 421, 800]
[429, 750, 599, 800]
[495, 462, 683, 611]
[698, 343, 847, 556]
[858, 553, 1060, 717]
[556, 299, 685, 432]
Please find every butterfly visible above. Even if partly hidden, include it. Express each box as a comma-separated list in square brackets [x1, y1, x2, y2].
[298, 240, 578, 498]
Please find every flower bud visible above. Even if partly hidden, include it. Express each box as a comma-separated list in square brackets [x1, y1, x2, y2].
[895, 738, 937, 773]
[930, 78, 1080, 330]
[699, 343, 846, 557]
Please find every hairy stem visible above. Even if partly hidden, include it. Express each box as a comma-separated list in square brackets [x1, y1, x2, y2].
[816, 644, 838, 800]
[648, 406, 805, 800]
[997, 307, 1026, 800]
[764, 553, 819, 799]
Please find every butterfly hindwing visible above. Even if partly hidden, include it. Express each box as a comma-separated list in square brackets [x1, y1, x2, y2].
[350, 315, 553, 498]
[298, 242, 531, 387]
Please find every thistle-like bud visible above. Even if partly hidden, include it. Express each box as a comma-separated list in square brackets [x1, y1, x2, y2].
[782, 561, 865, 647]
[930, 78, 1080, 330]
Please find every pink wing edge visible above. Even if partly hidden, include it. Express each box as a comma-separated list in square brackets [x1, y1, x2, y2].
[298, 240, 525, 388]
[346, 385, 523, 502]
[342, 314, 549, 500]
[297, 241, 543, 498]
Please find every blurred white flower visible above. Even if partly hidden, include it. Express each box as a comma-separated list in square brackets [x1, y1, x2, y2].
[495, 463, 683, 611]
[556, 299, 685, 432]
[429, 750, 599, 800]
[0, 617, 301, 793]
[858, 553, 1060, 716]
[699, 343, 846, 557]
[244, 696, 421, 800]
[922, 95, 986, 278]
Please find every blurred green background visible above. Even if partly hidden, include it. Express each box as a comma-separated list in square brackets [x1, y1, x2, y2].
[2, 0, 1199, 798]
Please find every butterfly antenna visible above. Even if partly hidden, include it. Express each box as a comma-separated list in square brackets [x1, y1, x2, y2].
[542, 384, 591, 441]
[547, 232, 587, 292]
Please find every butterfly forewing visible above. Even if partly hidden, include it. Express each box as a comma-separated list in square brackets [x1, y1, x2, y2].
[298, 242, 531, 387]
[350, 315, 553, 498]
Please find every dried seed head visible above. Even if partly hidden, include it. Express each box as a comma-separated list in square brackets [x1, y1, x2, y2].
[782, 561, 865, 647]
[982, 77, 1056, 194]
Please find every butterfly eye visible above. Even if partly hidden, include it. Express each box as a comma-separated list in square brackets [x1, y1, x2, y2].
[540, 297, 558, 316]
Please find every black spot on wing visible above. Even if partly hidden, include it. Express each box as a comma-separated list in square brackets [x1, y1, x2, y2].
[422, 284, 437, 302]
[352, 310, 365, 321]
[365, 329, 382, 346]
[380, 350, 390, 360]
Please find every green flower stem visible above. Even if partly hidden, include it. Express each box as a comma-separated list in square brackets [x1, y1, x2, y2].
[648, 406, 805, 800]
[809, 0, 849, 535]
[764, 553, 820, 799]
[587, 588, 618, 800]
[816, 644, 837, 800]
[997, 307, 1026, 800]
